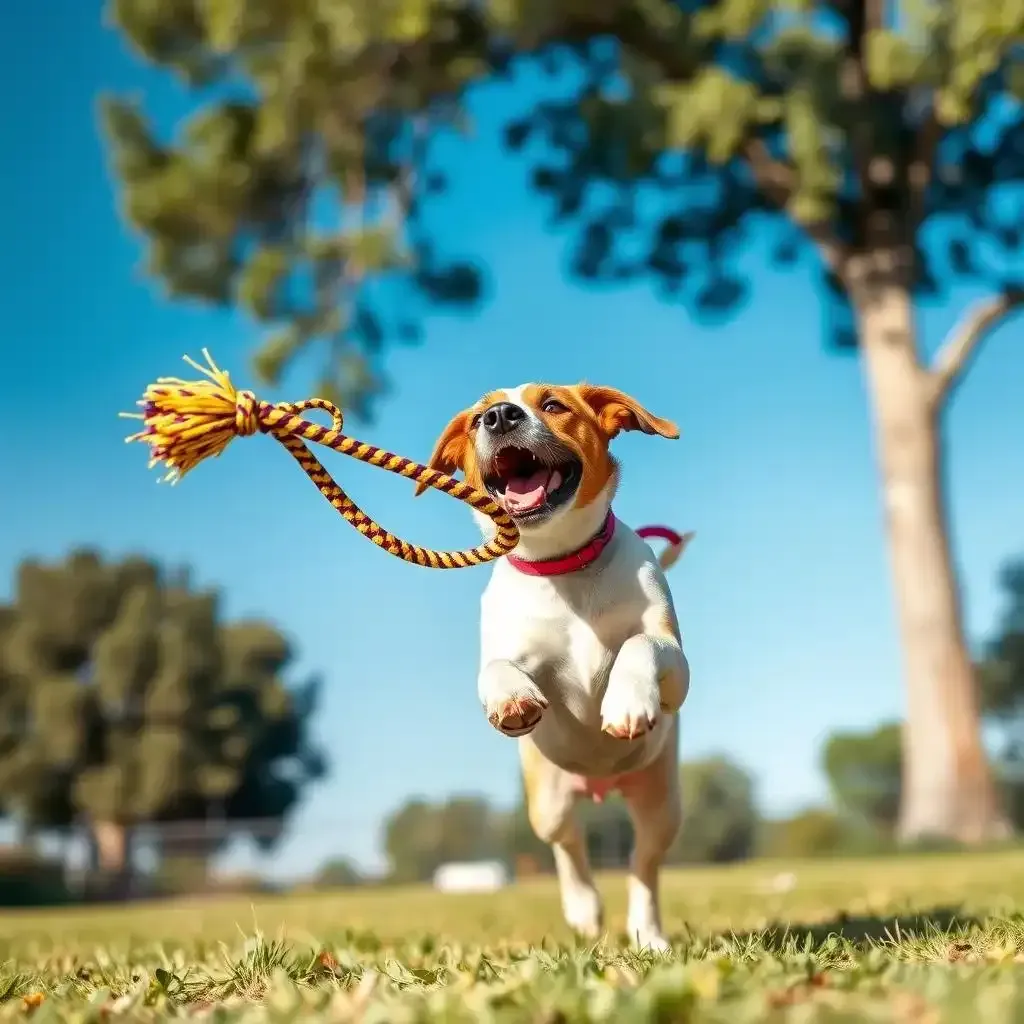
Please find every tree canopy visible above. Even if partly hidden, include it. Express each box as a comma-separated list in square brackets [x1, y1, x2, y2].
[0, 550, 326, 875]
[383, 795, 505, 882]
[671, 756, 759, 863]
[821, 721, 903, 835]
[103, 0, 1024, 413]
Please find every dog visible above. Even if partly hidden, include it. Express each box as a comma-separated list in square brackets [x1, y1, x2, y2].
[417, 383, 692, 951]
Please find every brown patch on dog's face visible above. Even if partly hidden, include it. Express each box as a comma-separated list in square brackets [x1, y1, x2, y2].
[517, 384, 617, 509]
[414, 391, 507, 497]
[418, 384, 678, 521]
[519, 384, 679, 510]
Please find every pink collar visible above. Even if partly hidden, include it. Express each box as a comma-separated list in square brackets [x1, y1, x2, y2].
[506, 511, 617, 577]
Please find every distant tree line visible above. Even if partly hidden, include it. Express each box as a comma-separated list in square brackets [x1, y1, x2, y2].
[5, 547, 1020, 902]
[363, 755, 759, 887]
[0, 550, 326, 902]
[358, 554, 1024, 885]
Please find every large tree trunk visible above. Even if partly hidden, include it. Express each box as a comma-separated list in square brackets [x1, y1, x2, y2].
[855, 275, 1010, 843]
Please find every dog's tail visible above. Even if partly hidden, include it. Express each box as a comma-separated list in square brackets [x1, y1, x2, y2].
[637, 526, 695, 572]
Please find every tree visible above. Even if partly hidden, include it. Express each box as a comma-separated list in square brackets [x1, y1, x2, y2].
[103, 1, 1024, 842]
[0, 551, 326, 880]
[978, 559, 1024, 822]
[495, 778, 558, 874]
[822, 722, 902, 836]
[498, 782, 634, 871]
[100, 0, 487, 420]
[759, 808, 850, 859]
[314, 856, 365, 889]
[978, 560, 1024, 759]
[670, 756, 759, 863]
[382, 794, 504, 883]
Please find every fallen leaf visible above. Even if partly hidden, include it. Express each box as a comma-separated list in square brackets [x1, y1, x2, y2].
[21, 993, 45, 1013]
[317, 950, 339, 972]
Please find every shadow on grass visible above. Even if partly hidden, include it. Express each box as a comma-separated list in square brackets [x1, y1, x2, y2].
[737, 905, 982, 949]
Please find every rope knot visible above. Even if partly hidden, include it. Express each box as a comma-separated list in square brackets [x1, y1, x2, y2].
[235, 391, 260, 437]
[124, 349, 524, 569]
[121, 349, 265, 484]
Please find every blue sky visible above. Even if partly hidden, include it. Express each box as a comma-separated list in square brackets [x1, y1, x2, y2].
[2, 3, 1022, 877]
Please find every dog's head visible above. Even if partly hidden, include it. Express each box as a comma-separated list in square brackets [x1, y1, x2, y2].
[417, 384, 678, 544]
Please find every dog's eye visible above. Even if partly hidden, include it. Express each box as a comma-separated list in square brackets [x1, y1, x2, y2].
[470, 413, 482, 429]
[541, 399, 568, 414]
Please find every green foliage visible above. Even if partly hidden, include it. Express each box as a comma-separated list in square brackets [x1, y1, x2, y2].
[760, 807, 846, 859]
[382, 795, 505, 883]
[381, 755, 759, 881]
[0, 847, 72, 908]
[104, 0, 1024, 394]
[977, 559, 1024, 809]
[578, 798, 635, 868]
[757, 807, 884, 859]
[0, 551, 327, 871]
[978, 560, 1024, 730]
[497, 797, 555, 872]
[670, 756, 759, 864]
[101, 0, 487, 418]
[822, 722, 903, 835]
[313, 857, 364, 889]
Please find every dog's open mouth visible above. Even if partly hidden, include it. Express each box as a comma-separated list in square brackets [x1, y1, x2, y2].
[484, 446, 581, 518]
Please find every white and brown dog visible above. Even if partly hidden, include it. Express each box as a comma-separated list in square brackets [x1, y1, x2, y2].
[419, 383, 692, 951]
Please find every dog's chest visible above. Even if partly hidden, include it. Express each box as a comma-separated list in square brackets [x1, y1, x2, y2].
[484, 562, 644, 701]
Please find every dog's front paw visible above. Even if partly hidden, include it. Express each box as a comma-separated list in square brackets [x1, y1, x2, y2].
[479, 660, 548, 737]
[600, 672, 660, 740]
[489, 694, 547, 736]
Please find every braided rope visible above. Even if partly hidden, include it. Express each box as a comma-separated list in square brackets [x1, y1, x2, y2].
[122, 350, 519, 569]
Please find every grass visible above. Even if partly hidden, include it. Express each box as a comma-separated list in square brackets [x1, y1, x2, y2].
[5, 850, 1024, 1021]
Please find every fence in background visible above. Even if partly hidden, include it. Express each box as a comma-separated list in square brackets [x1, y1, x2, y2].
[2, 810, 638, 904]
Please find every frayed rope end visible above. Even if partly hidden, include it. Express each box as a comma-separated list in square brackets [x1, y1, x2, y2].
[121, 349, 260, 484]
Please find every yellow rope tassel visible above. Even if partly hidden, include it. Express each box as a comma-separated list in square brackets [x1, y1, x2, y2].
[121, 350, 520, 569]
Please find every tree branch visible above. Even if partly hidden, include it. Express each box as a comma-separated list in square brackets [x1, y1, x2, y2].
[928, 288, 1024, 408]
[741, 136, 849, 273]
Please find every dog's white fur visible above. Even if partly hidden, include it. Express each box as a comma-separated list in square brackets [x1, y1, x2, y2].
[425, 383, 691, 951]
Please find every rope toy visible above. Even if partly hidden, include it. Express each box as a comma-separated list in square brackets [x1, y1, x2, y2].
[121, 350, 519, 569]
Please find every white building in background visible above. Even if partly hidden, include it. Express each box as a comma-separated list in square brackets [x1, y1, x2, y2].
[432, 859, 509, 893]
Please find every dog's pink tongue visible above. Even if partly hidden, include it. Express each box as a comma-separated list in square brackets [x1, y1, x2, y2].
[504, 469, 550, 512]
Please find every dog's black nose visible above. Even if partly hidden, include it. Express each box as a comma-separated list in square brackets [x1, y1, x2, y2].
[482, 402, 525, 436]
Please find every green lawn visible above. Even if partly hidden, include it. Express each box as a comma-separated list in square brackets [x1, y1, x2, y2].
[4, 850, 1024, 1021]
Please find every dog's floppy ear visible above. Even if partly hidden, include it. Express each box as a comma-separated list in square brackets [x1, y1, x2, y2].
[414, 410, 472, 497]
[576, 385, 679, 440]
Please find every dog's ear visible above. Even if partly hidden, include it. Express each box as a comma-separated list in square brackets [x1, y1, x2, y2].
[575, 385, 679, 440]
[414, 410, 472, 496]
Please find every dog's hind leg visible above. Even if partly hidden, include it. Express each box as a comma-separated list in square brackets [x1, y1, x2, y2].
[519, 737, 603, 940]
[620, 720, 681, 953]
